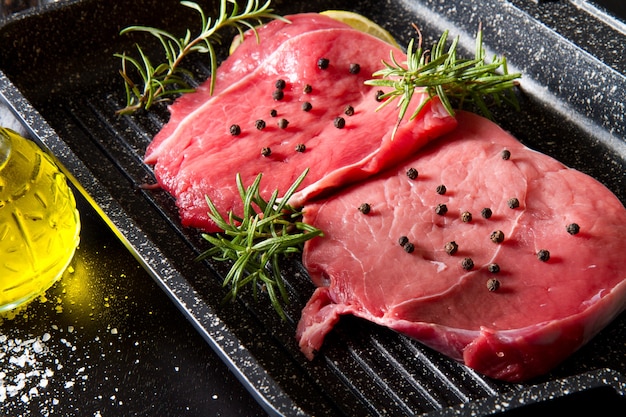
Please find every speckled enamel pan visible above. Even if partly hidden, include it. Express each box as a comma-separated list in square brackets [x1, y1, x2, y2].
[0, 0, 625, 415]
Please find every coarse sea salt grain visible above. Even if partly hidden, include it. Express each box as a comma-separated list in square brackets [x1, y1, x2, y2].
[0, 327, 82, 414]
[0, 333, 52, 404]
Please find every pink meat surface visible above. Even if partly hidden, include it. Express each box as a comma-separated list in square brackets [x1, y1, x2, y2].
[144, 15, 456, 232]
[146, 14, 351, 155]
[297, 111, 626, 382]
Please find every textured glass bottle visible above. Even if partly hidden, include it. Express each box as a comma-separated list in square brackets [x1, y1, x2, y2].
[0, 127, 80, 311]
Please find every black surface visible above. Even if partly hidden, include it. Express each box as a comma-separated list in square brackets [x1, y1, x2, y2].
[0, 136, 267, 415]
[591, 0, 626, 20]
[0, 0, 625, 416]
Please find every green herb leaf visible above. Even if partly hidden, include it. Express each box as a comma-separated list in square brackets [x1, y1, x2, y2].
[195, 169, 323, 320]
[365, 26, 521, 133]
[115, 0, 287, 115]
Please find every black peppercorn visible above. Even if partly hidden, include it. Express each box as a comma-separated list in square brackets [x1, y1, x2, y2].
[295, 143, 306, 153]
[435, 203, 448, 215]
[334, 117, 346, 129]
[303, 84, 312, 94]
[349, 63, 361, 74]
[317, 57, 330, 69]
[277, 118, 289, 129]
[261, 147, 271, 157]
[490, 230, 505, 243]
[461, 257, 474, 271]
[501, 149, 511, 160]
[404, 242, 415, 253]
[406, 167, 418, 180]
[487, 278, 500, 292]
[375, 90, 385, 102]
[481, 207, 493, 219]
[301, 101, 313, 112]
[358, 203, 371, 214]
[461, 211, 472, 223]
[398, 236, 409, 247]
[255, 119, 266, 130]
[275, 79, 286, 90]
[508, 197, 520, 209]
[270, 109, 278, 117]
[537, 249, 550, 262]
[436, 184, 447, 195]
[229, 124, 241, 136]
[566, 223, 580, 235]
[344, 105, 355, 116]
[444, 241, 458, 255]
[487, 263, 500, 273]
[272, 89, 284, 101]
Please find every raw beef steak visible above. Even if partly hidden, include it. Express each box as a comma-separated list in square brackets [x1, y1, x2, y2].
[145, 13, 351, 156]
[144, 15, 456, 232]
[296, 111, 626, 382]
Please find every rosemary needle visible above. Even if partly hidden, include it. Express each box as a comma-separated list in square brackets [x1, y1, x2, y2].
[195, 169, 323, 320]
[115, 0, 286, 115]
[365, 25, 521, 133]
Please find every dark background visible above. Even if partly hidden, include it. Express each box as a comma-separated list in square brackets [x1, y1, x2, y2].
[591, 0, 626, 19]
[0, 134, 267, 415]
[2, 1, 626, 26]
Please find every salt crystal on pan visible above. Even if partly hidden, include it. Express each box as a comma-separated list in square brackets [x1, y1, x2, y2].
[10, 355, 27, 368]
[33, 340, 44, 354]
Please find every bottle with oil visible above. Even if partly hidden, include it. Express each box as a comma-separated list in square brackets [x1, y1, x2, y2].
[0, 126, 80, 311]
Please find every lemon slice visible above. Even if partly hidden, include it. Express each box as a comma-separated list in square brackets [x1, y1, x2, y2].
[320, 10, 400, 48]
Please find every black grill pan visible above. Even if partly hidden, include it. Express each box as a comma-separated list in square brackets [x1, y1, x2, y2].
[1, 0, 625, 415]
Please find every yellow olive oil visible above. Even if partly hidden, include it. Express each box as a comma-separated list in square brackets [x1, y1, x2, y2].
[0, 127, 80, 311]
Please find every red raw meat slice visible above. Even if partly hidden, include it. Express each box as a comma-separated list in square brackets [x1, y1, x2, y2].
[297, 111, 626, 382]
[146, 14, 351, 156]
[145, 18, 457, 232]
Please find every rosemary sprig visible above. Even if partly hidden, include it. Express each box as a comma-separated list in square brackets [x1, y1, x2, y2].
[195, 169, 323, 320]
[115, 0, 285, 115]
[365, 25, 521, 132]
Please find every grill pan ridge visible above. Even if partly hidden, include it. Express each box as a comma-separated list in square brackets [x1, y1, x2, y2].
[1, 0, 625, 415]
